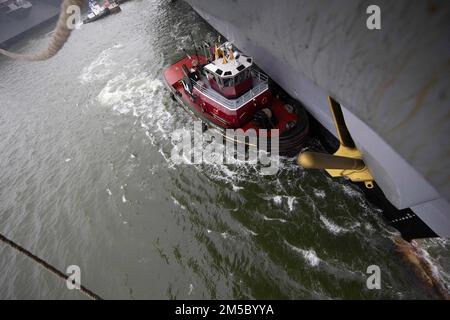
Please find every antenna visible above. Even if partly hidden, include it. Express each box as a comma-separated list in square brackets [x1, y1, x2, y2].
[182, 48, 191, 60]
[190, 33, 199, 60]
[202, 40, 212, 61]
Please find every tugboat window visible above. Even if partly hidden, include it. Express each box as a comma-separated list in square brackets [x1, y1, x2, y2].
[223, 77, 234, 87]
[236, 71, 247, 84]
[205, 70, 214, 80]
[215, 75, 224, 86]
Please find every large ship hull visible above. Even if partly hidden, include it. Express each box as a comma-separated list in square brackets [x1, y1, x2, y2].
[0, 0, 61, 48]
[184, 0, 450, 239]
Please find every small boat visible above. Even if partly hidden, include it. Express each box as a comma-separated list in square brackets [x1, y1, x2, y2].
[163, 41, 309, 156]
[82, 8, 109, 24]
[82, 0, 110, 24]
[107, 2, 121, 14]
[104, 0, 121, 14]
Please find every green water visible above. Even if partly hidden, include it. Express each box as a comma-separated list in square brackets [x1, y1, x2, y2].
[0, 0, 449, 299]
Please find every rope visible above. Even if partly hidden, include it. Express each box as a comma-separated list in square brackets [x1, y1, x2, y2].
[0, 0, 84, 61]
[0, 233, 102, 300]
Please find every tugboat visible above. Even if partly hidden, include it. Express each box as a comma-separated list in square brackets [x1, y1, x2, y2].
[82, 0, 111, 24]
[104, 0, 121, 14]
[163, 41, 309, 156]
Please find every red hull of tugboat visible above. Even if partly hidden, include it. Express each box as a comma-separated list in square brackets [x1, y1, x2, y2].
[163, 55, 309, 156]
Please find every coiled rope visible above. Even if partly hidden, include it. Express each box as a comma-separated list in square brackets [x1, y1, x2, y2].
[0, 233, 102, 300]
[0, 0, 84, 61]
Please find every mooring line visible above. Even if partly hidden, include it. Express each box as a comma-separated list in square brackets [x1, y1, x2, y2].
[0, 233, 102, 300]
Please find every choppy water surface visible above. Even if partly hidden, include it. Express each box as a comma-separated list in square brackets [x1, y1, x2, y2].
[0, 0, 449, 299]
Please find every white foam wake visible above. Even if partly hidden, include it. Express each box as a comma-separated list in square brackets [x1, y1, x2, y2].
[79, 44, 123, 83]
[284, 240, 321, 267]
[319, 215, 349, 235]
[98, 73, 163, 114]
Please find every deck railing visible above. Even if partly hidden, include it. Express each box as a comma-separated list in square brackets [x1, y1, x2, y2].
[192, 69, 269, 110]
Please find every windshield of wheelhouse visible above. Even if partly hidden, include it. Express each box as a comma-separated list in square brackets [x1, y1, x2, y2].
[209, 68, 253, 99]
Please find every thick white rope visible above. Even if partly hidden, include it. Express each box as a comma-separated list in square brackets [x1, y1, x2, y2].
[0, 0, 84, 61]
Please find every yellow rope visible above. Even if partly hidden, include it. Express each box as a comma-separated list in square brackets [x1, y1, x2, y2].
[0, 0, 84, 61]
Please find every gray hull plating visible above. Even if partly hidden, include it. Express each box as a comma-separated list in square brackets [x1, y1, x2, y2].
[0, 0, 61, 47]
[185, 0, 450, 237]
